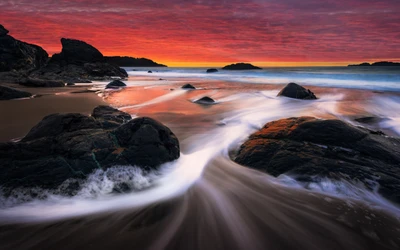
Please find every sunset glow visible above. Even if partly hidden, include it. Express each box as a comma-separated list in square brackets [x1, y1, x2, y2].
[1, 0, 399, 66]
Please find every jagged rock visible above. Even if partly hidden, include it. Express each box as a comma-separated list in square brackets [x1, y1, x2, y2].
[0, 24, 48, 72]
[235, 117, 400, 203]
[19, 77, 65, 87]
[206, 68, 218, 73]
[222, 63, 262, 70]
[105, 79, 126, 89]
[0, 106, 180, 192]
[181, 84, 196, 89]
[277, 82, 317, 100]
[0, 85, 32, 100]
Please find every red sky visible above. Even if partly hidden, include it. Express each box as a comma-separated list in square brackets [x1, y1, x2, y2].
[1, 0, 399, 66]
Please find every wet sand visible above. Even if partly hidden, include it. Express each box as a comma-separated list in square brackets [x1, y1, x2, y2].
[0, 83, 106, 142]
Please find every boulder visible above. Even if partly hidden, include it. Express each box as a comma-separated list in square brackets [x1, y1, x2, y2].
[0, 106, 180, 192]
[19, 77, 65, 87]
[235, 117, 400, 203]
[105, 79, 126, 89]
[194, 96, 216, 105]
[0, 24, 48, 72]
[0, 85, 32, 100]
[181, 83, 196, 89]
[222, 63, 262, 70]
[277, 82, 317, 100]
[148, 70, 153, 73]
[206, 68, 218, 73]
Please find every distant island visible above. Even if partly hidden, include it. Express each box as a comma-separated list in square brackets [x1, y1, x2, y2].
[105, 56, 167, 67]
[222, 63, 262, 70]
[348, 61, 400, 67]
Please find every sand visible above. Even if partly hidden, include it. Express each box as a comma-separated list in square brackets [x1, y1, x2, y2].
[0, 83, 106, 142]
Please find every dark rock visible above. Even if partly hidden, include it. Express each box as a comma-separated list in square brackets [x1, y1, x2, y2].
[0, 85, 32, 100]
[148, 71, 152, 73]
[349, 61, 400, 67]
[206, 68, 218, 73]
[181, 83, 196, 89]
[235, 117, 400, 203]
[0, 24, 48, 72]
[194, 96, 216, 105]
[0, 24, 9, 36]
[66, 82, 75, 86]
[222, 63, 262, 70]
[0, 106, 180, 191]
[355, 116, 388, 124]
[19, 77, 65, 87]
[104, 56, 167, 67]
[277, 82, 317, 100]
[105, 79, 126, 89]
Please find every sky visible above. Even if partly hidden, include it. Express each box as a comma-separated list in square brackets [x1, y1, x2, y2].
[1, 0, 399, 67]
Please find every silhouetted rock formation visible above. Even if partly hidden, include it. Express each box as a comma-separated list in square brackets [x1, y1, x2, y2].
[105, 56, 167, 67]
[206, 68, 218, 73]
[0, 106, 180, 192]
[235, 117, 400, 203]
[0, 24, 48, 72]
[194, 96, 216, 104]
[277, 82, 317, 100]
[30, 38, 128, 83]
[181, 83, 196, 89]
[222, 63, 262, 70]
[348, 61, 400, 67]
[105, 79, 127, 89]
[19, 77, 65, 87]
[0, 85, 32, 100]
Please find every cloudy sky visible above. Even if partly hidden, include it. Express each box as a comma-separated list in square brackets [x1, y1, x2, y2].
[1, 0, 399, 66]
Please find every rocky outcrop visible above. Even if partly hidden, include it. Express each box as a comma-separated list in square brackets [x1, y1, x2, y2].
[105, 79, 127, 89]
[0, 106, 180, 191]
[105, 56, 167, 67]
[0, 24, 48, 72]
[19, 77, 65, 87]
[277, 83, 317, 100]
[349, 61, 400, 67]
[0, 85, 32, 100]
[194, 96, 216, 105]
[206, 68, 218, 73]
[234, 117, 400, 203]
[181, 83, 196, 89]
[222, 63, 262, 70]
[30, 38, 128, 83]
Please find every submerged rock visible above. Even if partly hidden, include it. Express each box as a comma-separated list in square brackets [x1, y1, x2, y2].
[0, 85, 32, 100]
[222, 63, 262, 70]
[234, 117, 400, 203]
[206, 68, 218, 73]
[181, 83, 196, 89]
[0, 24, 48, 72]
[105, 79, 126, 89]
[194, 96, 216, 105]
[19, 77, 65, 87]
[277, 82, 317, 100]
[0, 106, 180, 191]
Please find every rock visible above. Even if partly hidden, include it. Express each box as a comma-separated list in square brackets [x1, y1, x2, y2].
[148, 70, 152, 73]
[181, 83, 196, 89]
[19, 77, 65, 87]
[66, 82, 75, 86]
[235, 117, 400, 203]
[0, 106, 180, 191]
[30, 38, 128, 83]
[0, 24, 9, 36]
[50, 38, 103, 66]
[222, 63, 262, 70]
[194, 96, 216, 105]
[104, 56, 167, 67]
[277, 82, 317, 100]
[349, 61, 400, 67]
[105, 79, 126, 89]
[0, 24, 48, 72]
[206, 68, 218, 73]
[0, 85, 32, 100]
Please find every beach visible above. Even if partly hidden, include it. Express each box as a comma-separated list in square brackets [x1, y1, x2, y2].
[1, 68, 400, 250]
